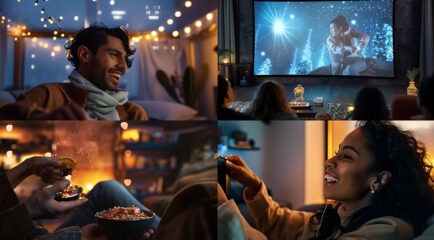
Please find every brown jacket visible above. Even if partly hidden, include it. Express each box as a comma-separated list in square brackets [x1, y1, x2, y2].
[244, 181, 414, 240]
[0, 173, 35, 239]
[0, 83, 148, 120]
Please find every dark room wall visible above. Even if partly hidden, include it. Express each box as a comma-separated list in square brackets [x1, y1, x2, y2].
[235, 0, 422, 86]
[177, 0, 217, 28]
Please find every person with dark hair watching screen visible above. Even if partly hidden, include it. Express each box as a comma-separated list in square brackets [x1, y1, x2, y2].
[418, 75, 434, 120]
[220, 121, 434, 239]
[0, 26, 148, 120]
[351, 86, 390, 120]
[218, 75, 253, 120]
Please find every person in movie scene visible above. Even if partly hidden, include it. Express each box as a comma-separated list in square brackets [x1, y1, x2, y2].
[219, 121, 434, 240]
[0, 26, 148, 120]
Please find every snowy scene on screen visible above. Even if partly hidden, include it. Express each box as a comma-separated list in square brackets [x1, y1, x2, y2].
[253, 0, 395, 77]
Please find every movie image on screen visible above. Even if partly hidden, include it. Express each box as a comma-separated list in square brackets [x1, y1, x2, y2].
[253, 0, 395, 77]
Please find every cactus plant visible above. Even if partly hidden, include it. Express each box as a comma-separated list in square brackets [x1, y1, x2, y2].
[156, 64, 209, 108]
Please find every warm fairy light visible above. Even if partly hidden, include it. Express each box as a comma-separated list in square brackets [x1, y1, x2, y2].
[6, 151, 13, 158]
[153, 37, 159, 42]
[185, 1, 192, 7]
[54, 31, 58, 35]
[22, 33, 26, 37]
[172, 30, 179, 37]
[45, 152, 52, 157]
[223, 58, 229, 64]
[41, 8, 45, 14]
[158, 26, 164, 32]
[69, 37, 74, 41]
[145, 34, 151, 40]
[14, 37, 18, 41]
[347, 106, 355, 112]
[38, 42, 43, 47]
[206, 13, 213, 21]
[31, 64, 35, 69]
[32, 37, 37, 42]
[27, 32, 31, 36]
[43, 24, 47, 28]
[40, 17, 44, 22]
[7, 24, 10, 28]
[22, 26, 26, 30]
[133, 37, 139, 43]
[59, 16, 63, 21]
[109, 0, 115, 5]
[123, 179, 132, 187]
[53, 36, 57, 40]
[43, 43, 49, 48]
[6, 125, 13, 132]
[151, 31, 157, 37]
[51, 52, 55, 57]
[31, 54, 36, 58]
[167, 18, 173, 25]
[86, 183, 94, 191]
[61, 33, 65, 37]
[195, 20, 202, 28]
[184, 26, 191, 34]
[174, 11, 181, 18]
[54, 45, 61, 52]
[74, 16, 79, 21]
[120, 122, 128, 130]
[1, 16, 5, 20]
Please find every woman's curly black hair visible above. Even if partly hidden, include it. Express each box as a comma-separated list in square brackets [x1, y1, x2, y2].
[65, 26, 135, 68]
[309, 121, 434, 239]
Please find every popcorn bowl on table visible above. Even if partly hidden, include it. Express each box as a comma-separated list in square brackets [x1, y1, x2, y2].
[95, 205, 156, 240]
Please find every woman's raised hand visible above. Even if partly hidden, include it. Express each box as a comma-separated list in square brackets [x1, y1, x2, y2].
[225, 155, 262, 199]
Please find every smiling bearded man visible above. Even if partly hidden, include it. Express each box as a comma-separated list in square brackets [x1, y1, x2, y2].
[0, 26, 148, 120]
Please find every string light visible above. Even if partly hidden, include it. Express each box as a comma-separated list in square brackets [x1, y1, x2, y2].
[58, 16, 63, 21]
[43, 24, 47, 28]
[60, 33, 65, 37]
[184, 26, 191, 34]
[185, 1, 192, 7]
[206, 13, 213, 21]
[145, 34, 151, 40]
[172, 30, 179, 37]
[53, 36, 57, 40]
[40, 17, 44, 22]
[167, 18, 173, 25]
[34, 0, 39, 6]
[158, 26, 164, 32]
[174, 11, 181, 18]
[151, 31, 157, 37]
[195, 20, 202, 28]
[41, 8, 45, 14]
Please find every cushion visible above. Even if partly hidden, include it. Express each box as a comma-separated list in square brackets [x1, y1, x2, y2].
[131, 100, 197, 120]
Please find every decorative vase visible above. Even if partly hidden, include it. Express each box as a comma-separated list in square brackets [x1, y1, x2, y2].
[294, 84, 304, 102]
[407, 80, 418, 96]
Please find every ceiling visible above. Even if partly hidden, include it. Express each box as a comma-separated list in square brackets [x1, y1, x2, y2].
[0, 0, 182, 32]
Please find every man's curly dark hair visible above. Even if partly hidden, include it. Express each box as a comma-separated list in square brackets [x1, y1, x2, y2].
[65, 26, 135, 68]
[309, 121, 434, 239]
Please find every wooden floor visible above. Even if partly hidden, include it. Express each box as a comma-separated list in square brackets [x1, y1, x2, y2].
[232, 83, 406, 105]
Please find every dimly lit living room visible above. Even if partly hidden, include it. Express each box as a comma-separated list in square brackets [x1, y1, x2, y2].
[218, 0, 433, 120]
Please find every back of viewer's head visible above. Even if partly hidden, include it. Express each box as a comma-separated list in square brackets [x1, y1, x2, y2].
[249, 80, 291, 120]
[65, 26, 135, 69]
[353, 86, 389, 120]
[217, 75, 229, 107]
[418, 75, 434, 119]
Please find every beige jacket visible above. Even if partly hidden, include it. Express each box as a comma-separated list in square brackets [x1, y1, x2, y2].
[244, 182, 414, 240]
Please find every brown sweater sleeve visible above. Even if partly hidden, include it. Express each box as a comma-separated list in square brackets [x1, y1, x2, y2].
[0, 85, 52, 120]
[244, 181, 315, 240]
[0, 173, 35, 239]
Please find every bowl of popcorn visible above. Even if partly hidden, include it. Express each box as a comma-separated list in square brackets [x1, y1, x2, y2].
[95, 205, 156, 239]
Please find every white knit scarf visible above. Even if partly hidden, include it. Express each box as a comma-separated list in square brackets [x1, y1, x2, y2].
[68, 69, 128, 120]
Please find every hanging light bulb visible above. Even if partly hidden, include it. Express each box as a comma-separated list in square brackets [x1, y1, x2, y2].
[174, 11, 181, 18]
[167, 18, 173, 25]
[195, 20, 202, 28]
[158, 26, 164, 32]
[206, 13, 213, 21]
[34, 0, 39, 6]
[172, 30, 179, 37]
[184, 26, 191, 34]
[59, 16, 63, 21]
[41, 8, 45, 14]
[40, 17, 44, 22]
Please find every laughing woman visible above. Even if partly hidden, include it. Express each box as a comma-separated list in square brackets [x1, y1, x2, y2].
[223, 121, 434, 239]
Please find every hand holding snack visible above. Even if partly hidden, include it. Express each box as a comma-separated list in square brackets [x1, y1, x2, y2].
[58, 157, 77, 176]
[25, 179, 88, 219]
[224, 155, 262, 199]
[24, 156, 64, 183]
